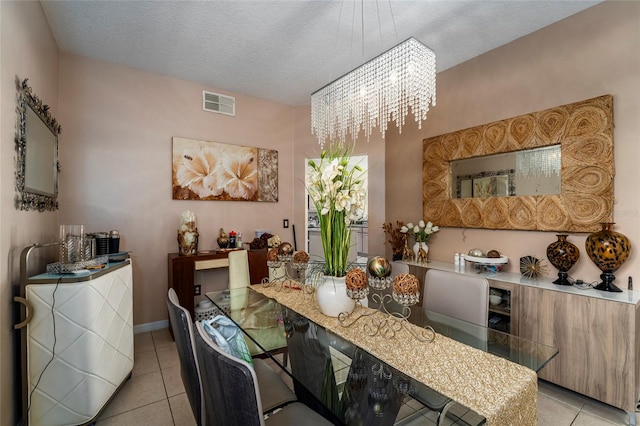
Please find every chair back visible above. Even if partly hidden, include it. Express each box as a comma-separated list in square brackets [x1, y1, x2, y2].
[423, 269, 489, 327]
[390, 261, 409, 278]
[194, 321, 265, 426]
[167, 288, 203, 425]
[229, 249, 251, 289]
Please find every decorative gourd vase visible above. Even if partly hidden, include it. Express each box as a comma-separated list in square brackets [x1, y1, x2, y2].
[178, 225, 198, 256]
[413, 241, 428, 264]
[546, 234, 579, 286]
[217, 228, 229, 249]
[316, 276, 355, 317]
[585, 222, 631, 293]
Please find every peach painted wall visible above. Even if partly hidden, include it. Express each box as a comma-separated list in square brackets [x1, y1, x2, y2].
[57, 53, 295, 326]
[1, 2, 60, 423]
[386, 1, 640, 285]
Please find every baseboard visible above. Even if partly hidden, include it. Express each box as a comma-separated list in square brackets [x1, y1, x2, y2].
[134, 319, 169, 334]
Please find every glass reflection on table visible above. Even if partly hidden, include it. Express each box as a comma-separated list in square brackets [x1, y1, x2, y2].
[207, 288, 488, 425]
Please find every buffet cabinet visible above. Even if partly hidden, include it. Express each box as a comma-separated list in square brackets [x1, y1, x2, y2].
[518, 286, 639, 414]
[406, 260, 640, 415]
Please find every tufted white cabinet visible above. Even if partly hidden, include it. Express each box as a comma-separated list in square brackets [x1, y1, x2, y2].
[24, 261, 133, 426]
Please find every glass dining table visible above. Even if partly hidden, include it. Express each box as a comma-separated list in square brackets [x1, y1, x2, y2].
[205, 286, 557, 426]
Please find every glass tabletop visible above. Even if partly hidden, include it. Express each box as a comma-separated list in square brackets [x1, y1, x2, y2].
[206, 287, 491, 425]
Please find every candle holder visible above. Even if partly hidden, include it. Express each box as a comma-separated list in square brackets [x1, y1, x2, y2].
[338, 257, 435, 343]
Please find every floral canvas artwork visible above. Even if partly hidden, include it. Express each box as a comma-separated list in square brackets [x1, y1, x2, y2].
[172, 137, 278, 202]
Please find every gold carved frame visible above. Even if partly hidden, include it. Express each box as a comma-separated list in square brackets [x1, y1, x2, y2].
[423, 95, 613, 232]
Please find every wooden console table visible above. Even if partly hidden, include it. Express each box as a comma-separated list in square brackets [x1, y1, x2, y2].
[168, 249, 268, 316]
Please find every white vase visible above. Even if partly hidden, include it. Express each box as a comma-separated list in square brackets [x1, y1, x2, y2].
[316, 276, 355, 317]
[413, 241, 429, 263]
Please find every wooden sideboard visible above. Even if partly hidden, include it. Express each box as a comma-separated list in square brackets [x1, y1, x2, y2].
[404, 260, 640, 416]
[168, 249, 268, 316]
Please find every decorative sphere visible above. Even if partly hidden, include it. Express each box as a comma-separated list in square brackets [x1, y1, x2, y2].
[367, 256, 391, 278]
[278, 242, 293, 256]
[468, 248, 486, 257]
[487, 250, 501, 258]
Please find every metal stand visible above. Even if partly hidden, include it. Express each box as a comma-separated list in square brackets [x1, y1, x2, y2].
[338, 276, 435, 343]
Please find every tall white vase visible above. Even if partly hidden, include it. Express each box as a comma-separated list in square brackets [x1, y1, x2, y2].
[316, 276, 355, 317]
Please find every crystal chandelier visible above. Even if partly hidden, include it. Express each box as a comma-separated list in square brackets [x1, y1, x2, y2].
[311, 37, 436, 147]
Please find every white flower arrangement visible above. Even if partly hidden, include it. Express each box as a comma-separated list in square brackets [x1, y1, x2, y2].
[306, 143, 366, 277]
[400, 220, 439, 243]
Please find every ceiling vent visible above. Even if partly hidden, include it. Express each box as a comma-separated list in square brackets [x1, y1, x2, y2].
[202, 91, 235, 116]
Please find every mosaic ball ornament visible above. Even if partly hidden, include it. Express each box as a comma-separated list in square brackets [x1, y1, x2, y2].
[278, 242, 294, 256]
[585, 223, 631, 273]
[367, 256, 392, 278]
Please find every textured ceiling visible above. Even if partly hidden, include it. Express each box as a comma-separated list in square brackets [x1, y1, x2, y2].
[41, 1, 602, 106]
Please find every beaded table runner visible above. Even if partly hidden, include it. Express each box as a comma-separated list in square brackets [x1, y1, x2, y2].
[253, 284, 537, 426]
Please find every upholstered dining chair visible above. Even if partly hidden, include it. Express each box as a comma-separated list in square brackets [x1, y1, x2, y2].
[166, 289, 296, 425]
[228, 249, 251, 290]
[194, 321, 332, 426]
[423, 269, 489, 327]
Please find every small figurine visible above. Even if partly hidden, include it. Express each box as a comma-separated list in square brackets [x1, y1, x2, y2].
[217, 228, 229, 249]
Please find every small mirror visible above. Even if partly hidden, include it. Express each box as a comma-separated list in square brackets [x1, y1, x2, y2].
[451, 145, 561, 199]
[15, 78, 61, 211]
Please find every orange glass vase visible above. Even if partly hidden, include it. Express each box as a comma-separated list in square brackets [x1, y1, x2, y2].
[585, 222, 631, 292]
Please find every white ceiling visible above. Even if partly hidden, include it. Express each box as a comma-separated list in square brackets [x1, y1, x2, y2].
[41, 0, 602, 106]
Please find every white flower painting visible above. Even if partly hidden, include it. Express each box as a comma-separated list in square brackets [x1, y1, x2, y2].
[172, 137, 278, 202]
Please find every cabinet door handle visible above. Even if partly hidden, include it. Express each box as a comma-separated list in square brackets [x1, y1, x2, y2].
[13, 296, 33, 329]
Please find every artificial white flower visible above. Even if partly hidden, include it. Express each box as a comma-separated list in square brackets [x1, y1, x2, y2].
[306, 143, 366, 276]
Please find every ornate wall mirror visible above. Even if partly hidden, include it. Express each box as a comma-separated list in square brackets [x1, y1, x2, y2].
[423, 95, 613, 232]
[15, 78, 61, 211]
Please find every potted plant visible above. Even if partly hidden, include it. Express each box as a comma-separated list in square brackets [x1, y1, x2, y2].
[306, 142, 367, 316]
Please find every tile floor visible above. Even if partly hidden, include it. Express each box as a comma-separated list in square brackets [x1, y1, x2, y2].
[95, 328, 638, 425]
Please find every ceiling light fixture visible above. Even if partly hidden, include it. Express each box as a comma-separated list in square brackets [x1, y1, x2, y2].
[311, 37, 436, 147]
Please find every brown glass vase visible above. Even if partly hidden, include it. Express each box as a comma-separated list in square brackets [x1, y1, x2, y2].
[546, 234, 579, 286]
[585, 222, 631, 292]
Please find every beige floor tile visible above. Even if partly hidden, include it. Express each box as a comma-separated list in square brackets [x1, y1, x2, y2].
[162, 365, 187, 397]
[157, 344, 180, 370]
[571, 410, 621, 426]
[537, 393, 581, 426]
[96, 399, 174, 426]
[169, 393, 197, 426]
[153, 328, 175, 348]
[538, 379, 586, 409]
[98, 371, 168, 419]
[580, 399, 635, 426]
[134, 331, 155, 354]
[133, 349, 160, 376]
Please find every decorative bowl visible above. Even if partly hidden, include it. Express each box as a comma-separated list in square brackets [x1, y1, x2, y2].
[489, 295, 502, 305]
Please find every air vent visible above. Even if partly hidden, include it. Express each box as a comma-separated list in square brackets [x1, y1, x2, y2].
[202, 91, 235, 116]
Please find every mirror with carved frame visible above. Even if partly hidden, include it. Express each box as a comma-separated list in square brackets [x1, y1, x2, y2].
[15, 78, 61, 212]
[423, 95, 613, 232]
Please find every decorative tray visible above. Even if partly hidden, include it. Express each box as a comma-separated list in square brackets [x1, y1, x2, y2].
[463, 254, 509, 264]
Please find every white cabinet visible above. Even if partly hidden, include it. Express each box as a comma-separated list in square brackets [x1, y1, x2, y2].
[24, 261, 133, 425]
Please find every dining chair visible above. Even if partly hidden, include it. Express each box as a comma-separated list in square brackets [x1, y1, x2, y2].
[423, 269, 489, 327]
[167, 288, 204, 425]
[228, 249, 251, 290]
[194, 321, 332, 426]
[166, 289, 296, 425]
